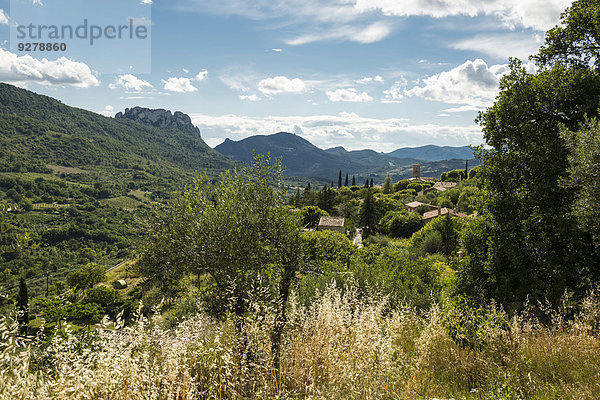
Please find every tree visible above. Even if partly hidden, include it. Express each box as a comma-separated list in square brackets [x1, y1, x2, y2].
[66, 263, 106, 293]
[338, 170, 342, 189]
[359, 188, 377, 237]
[300, 205, 329, 229]
[382, 174, 392, 194]
[352, 176, 356, 186]
[472, 0, 600, 307]
[370, 178, 374, 187]
[139, 155, 304, 370]
[562, 119, 600, 246]
[534, 0, 600, 69]
[17, 277, 28, 334]
[344, 173, 349, 187]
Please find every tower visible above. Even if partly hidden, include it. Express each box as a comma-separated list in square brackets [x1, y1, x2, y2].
[412, 163, 421, 179]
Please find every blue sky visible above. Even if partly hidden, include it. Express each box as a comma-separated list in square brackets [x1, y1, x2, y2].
[0, 0, 572, 151]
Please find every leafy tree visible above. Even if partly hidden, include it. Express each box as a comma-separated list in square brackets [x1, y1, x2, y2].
[66, 263, 106, 293]
[300, 205, 329, 229]
[85, 286, 120, 308]
[38, 296, 69, 327]
[69, 302, 102, 325]
[139, 155, 304, 369]
[534, 0, 600, 68]
[380, 211, 423, 238]
[472, 0, 600, 306]
[562, 119, 600, 246]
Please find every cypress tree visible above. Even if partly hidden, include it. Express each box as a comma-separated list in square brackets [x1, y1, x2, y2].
[370, 178, 374, 187]
[17, 277, 28, 335]
[352, 176, 356, 186]
[338, 170, 342, 189]
[383, 173, 392, 194]
[344, 173, 349, 187]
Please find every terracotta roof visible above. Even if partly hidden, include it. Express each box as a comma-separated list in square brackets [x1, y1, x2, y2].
[423, 207, 469, 221]
[318, 216, 346, 227]
[424, 181, 457, 193]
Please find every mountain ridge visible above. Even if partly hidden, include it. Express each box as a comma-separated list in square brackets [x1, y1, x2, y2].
[215, 132, 479, 182]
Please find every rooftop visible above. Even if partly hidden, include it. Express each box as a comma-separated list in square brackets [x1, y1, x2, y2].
[318, 216, 346, 227]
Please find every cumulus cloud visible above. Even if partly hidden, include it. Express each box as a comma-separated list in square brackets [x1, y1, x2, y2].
[382, 78, 407, 103]
[258, 76, 306, 94]
[0, 48, 99, 87]
[0, 9, 9, 24]
[141, 0, 152, 3]
[405, 59, 510, 107]
[194, 70, 208, 81]
[109, 74, 153, 91]
[357, 75, 384, 84]
[189, 112, 483, 152]
[354, 0, 571, 31]
[326, 88, 373, 102]
[239, 94, 260, 101]
[162, 77, 198, 93]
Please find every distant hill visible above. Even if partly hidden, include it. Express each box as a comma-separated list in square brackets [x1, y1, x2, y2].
[215, 132, 479, 182]
[386, 145, 474, 161]
[0, 83, 233, 184]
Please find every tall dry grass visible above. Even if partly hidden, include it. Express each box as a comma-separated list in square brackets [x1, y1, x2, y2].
[2, 286, 600, 399]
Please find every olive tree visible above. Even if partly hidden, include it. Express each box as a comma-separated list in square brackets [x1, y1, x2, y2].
[138, 155, 304, 369]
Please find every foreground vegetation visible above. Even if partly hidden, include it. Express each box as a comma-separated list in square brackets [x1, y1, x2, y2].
[3, 285, 600, 399]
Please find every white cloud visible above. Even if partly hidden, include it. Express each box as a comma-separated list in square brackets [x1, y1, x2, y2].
[382, 78, 407, 103]
[272, 48, 283, 52]
[190, 111, 483, 152]
[239, 94, 260, 101]
[0, 9, 9, 25]
[326, 88, 373, 102]
[442, 105, 486, 113]
[162, 77, 198, 93]
[182, 68, 189, 73]
[101, 105, 115, 116]
[109, 74, 153, 91]
[287, 21, 391, 45]
[357, 75, 384, 84]
[452, 33, 544, 60]
[354, 0, 571, 31]
[141, 0, 152, 3]
[0, 48, 99, 87]
[258, 76, 306, 94]
[194, 70, 208, 81]
[405, 59, 510, 107]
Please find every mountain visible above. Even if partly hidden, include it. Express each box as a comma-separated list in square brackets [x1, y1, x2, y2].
[215, 132, 479, 182]
[387, 145, 474, 161]
[0, 83, 233, 184]
[115, 106, 201, 135]
[0, 83, 237, 295]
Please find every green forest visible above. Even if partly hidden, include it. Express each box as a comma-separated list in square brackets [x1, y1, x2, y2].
[2, 1, 600, 398]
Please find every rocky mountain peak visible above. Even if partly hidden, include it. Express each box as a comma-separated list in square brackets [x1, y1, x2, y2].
[115, 106, 201, 136]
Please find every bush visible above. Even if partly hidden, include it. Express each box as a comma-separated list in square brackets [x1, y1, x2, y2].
[300, 205, 329, 229]
[422, 230, 443, 254]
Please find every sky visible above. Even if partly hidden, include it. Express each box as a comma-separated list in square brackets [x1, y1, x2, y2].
[0, 0, 573, 152]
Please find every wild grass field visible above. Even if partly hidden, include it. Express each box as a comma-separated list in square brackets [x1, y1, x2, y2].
[2, 285, 599, 400]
